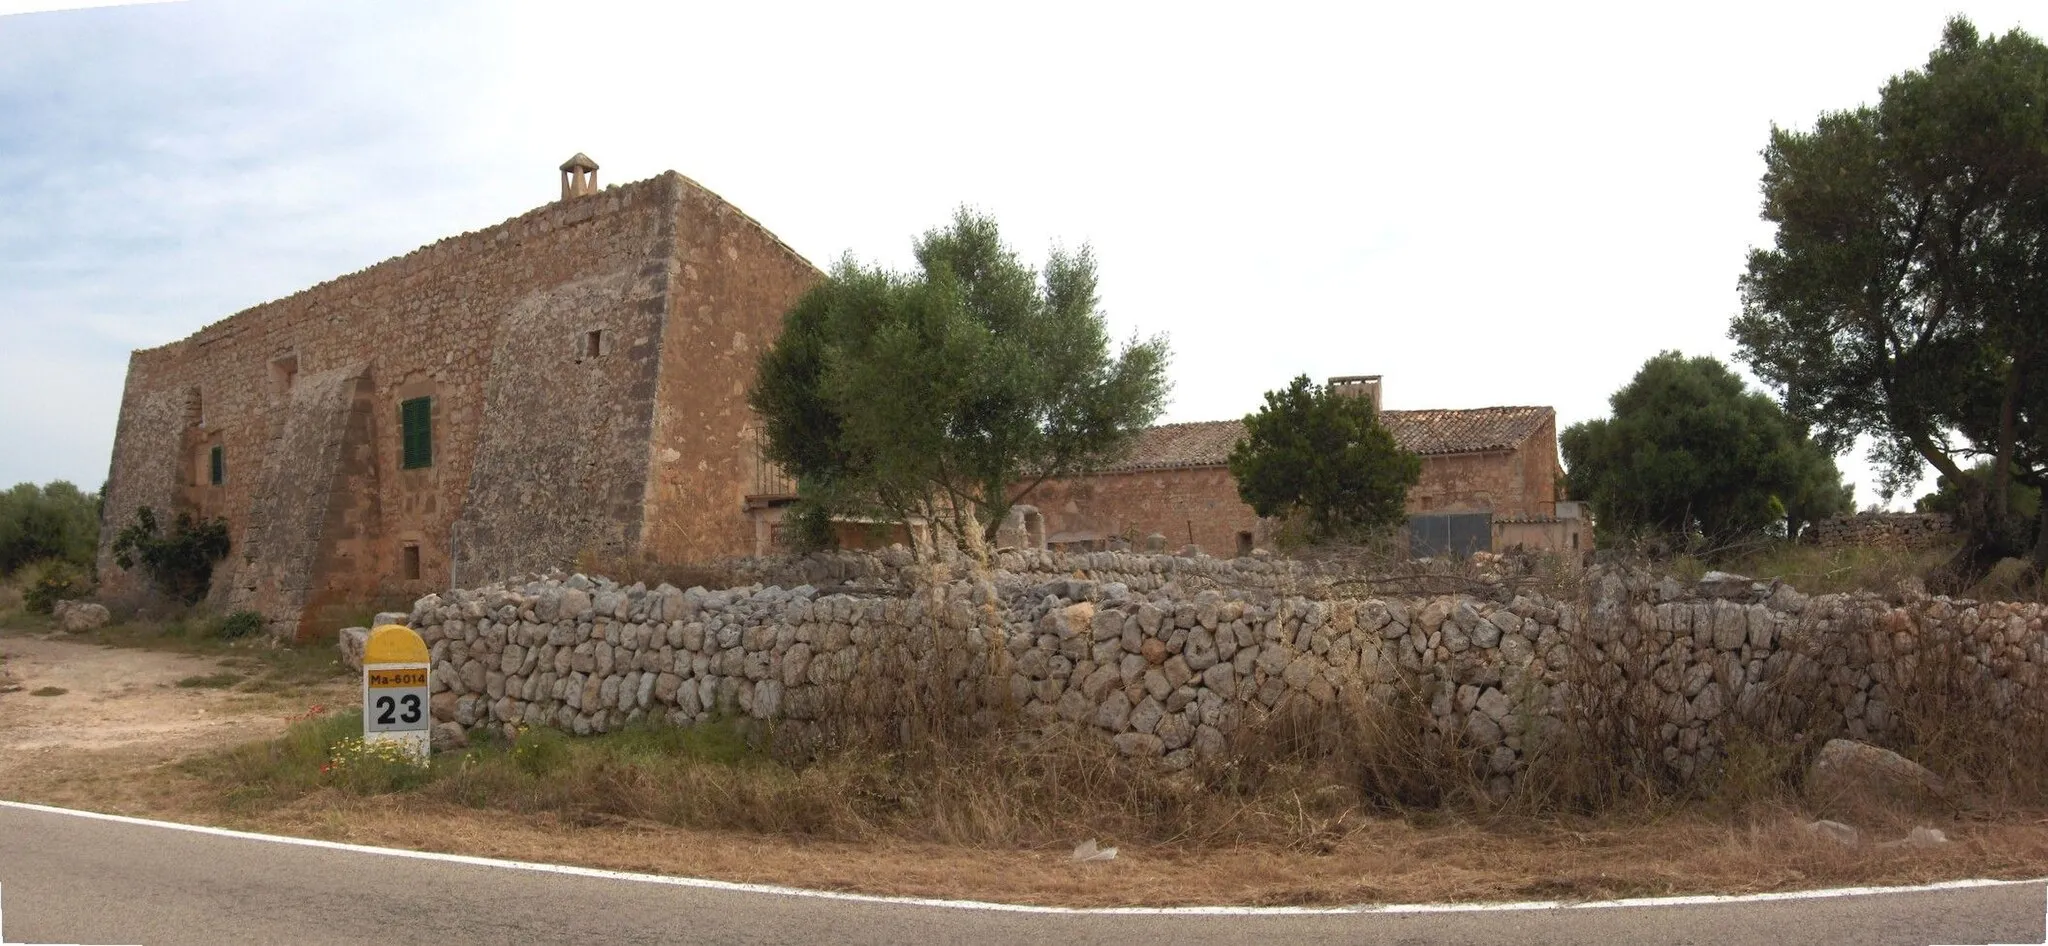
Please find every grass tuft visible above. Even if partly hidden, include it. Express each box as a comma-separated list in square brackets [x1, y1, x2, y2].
[175, 672, 243, 689]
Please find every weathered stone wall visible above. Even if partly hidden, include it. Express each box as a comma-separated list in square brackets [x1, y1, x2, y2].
[405, 554, 2048, 788]
[97, 387, 192, 599]
[1407, 423, 1557, 518]
[1024, 467, 1275, 554]
[642, 182, 821, 565]
[212, 364, 374, 631]
[1812, 513, 1958, 550]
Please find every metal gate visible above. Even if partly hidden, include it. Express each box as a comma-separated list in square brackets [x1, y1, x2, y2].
[1408, 512, 1492, 559]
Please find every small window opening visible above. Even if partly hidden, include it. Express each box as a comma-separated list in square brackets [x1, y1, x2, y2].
[269, 355, 299, 395]
[1235, 531, 1254, 557]
[401, 543, 421, 581]
[583, 330, 603, 359]
[1571, 531, 1580, 550]
[208, 445, 224, 486]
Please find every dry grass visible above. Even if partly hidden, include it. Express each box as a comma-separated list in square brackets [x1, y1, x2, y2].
[18, 717, 2044, 907]
[1661, 543, 1955, 597]
[174, 671, 243, 689]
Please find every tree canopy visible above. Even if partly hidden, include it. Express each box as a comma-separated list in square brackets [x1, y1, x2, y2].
[751, 209, 1170, 550]
[1917, 461, 2042, 529]
[1731, 17, 2048, 572]
[1227, 375, 1421, 542]
[1561, 352, 1853, 549]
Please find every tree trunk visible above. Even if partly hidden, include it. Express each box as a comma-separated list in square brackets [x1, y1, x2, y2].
[1944, 475, 2032, 588]
[2033, 500, 2048, 572]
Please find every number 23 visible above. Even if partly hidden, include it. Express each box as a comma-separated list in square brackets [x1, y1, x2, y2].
[374, 693, 422, 725]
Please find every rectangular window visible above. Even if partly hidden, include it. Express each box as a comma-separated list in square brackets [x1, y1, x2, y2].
[209, 445, 224, 486]
[400, 397, 433, 469]
[583, 330, 603, 359]
[401, 543, 422, 581]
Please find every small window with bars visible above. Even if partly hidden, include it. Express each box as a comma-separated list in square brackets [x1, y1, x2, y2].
[400, 397, 433, 469]
[209, 445, 224, 486]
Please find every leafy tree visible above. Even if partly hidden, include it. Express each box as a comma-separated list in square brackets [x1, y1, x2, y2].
[110, 506, 230, 604]
[751, 209, 1171, 550]
[1731, 17, 2048, 574]
[1561, 352, 1853, 549]
[1227, 375, 1421, 542]
[0, 480, 101, 575]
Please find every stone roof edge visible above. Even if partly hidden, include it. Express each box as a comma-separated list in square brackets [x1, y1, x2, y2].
[137, 170, 805, 357]
[663, 171, 824, 279]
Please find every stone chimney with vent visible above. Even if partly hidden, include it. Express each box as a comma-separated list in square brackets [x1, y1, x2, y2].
[1328, 375, 1383, 413]
[559, 153, 599, 200]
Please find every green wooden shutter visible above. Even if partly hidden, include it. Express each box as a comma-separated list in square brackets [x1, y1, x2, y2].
[209, 445, 224, 485]
[401, 397, 433, 469]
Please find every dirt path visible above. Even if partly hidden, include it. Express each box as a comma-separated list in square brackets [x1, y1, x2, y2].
[0, 633, 348, 809]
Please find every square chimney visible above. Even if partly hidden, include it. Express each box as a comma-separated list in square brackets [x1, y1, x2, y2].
[1328, 375, 1383, 413]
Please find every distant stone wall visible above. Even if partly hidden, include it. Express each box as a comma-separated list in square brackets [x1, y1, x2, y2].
[404, 553, 2048, 789]
[1812, 513, 1958, 550]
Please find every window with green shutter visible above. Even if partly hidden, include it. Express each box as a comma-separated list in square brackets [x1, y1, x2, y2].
[400, 397, 433, 469]
[209, 445, 224, 486]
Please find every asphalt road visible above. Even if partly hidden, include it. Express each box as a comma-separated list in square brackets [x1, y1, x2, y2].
[0, 801, 2042, 946]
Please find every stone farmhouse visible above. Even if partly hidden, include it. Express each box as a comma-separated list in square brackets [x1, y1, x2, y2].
[1021, 376, 1590, 558]
[100, 157, 819, 637]
[100, 157, 1581, 639]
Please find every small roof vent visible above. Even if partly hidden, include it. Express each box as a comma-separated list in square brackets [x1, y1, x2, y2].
[559, 153, 599, 200]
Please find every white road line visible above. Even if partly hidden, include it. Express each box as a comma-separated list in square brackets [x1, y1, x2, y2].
[0, 799, 2036, 917]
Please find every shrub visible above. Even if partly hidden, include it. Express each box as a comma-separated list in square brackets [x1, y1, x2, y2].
[0, 480, 100, 576]
[213, 610, 265, 640]
[19, 558, 90, 614]
[510, 726, 572, 777]
[110, 506, 229, 604]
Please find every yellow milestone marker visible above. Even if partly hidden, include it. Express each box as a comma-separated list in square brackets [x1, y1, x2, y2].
[361, 624, 432, 764]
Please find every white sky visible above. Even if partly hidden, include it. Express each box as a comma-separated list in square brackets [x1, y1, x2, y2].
[1, 0, 2038, 506]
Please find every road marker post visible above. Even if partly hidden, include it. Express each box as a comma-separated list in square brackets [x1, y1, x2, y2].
[362, 624, 431, 764]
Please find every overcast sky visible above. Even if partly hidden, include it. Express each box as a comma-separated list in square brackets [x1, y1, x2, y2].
[1, 0, 2039, 507]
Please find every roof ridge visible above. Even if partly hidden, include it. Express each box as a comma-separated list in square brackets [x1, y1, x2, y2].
[1099, 403, 1552, 472]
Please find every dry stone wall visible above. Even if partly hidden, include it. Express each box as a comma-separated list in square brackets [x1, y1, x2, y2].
[1812, 512, 1958, 550]
[402, 553, 2048, 788]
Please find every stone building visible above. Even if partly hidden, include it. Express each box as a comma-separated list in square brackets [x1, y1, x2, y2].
[1025, 376, 1590, 557]
[99, 157, 821, 638]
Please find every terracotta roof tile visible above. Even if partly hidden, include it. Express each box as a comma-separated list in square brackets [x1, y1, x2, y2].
[1380, 406, 1554, 456]
[1104, 406, 1553, 472]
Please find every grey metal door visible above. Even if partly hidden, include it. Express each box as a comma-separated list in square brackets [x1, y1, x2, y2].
[1409, 512, 1492, 559]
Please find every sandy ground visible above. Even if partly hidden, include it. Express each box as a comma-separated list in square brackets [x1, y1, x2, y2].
[0, 633, 347, 810]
